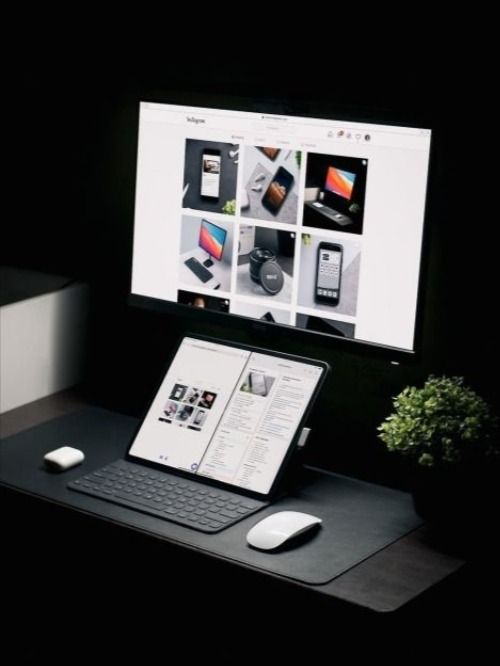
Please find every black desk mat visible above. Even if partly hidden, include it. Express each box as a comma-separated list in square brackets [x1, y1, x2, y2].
[0, 407, 421, 585]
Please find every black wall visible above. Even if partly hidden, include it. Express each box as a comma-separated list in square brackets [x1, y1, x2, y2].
[5, 61, 497, 488]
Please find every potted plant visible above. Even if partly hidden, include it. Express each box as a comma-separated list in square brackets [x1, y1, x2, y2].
[378, 375, 499, 520]
[221, 199, 236, 215]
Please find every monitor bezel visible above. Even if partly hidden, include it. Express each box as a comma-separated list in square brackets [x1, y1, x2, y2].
[128, 91, 436, 363]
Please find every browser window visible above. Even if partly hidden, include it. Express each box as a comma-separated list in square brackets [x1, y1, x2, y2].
[131, 102, 431, 352]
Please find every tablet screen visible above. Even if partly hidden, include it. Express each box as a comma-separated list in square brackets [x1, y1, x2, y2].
[128, 336, 327, 496]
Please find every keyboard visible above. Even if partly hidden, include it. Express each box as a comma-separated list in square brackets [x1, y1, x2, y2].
[310, 202, 341, 218]
[184, 257, 214, 283]
[306, 201, 352, 225]
[68, 460, 266, 533]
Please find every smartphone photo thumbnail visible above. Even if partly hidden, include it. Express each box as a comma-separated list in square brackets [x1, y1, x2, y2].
[262, 166, 294, 215]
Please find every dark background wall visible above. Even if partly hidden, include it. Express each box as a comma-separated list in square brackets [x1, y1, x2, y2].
[4, 58, 497, 488]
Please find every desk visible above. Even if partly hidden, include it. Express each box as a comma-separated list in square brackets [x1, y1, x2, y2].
[0, 391, 476, 659]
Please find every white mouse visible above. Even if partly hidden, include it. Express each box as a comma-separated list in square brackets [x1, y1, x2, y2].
[246, 511, 322, 551]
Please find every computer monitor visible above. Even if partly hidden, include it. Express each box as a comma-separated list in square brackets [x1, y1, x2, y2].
[199, 219, 226, 268]
[324, 166, 356, 200]
[130, 98, 432, 356]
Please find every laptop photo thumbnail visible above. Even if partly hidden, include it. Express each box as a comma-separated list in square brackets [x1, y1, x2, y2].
[68, 335, 329, 533]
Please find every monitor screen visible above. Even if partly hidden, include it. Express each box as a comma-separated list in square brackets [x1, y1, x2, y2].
[199, 219, 226, 261]
[131, 100, 432, 354]
[325, 166, 356, 200]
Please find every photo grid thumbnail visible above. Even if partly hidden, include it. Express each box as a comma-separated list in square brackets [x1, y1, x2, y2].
[158, 383, 217, 431]
[240, 372, 275, 398]
[240, 145, 302, 225]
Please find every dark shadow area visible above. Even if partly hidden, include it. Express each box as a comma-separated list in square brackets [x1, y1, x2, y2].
[3, 489, 499, 662]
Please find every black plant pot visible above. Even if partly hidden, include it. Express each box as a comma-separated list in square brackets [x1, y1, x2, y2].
[411, 464, 500, 552]
[411, 468, 464, 521]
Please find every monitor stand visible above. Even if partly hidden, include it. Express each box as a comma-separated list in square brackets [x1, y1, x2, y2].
[203, 254, 214, 268]
[306, 201, 353, 226]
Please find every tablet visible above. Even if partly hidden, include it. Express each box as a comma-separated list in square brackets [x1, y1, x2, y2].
[127, 335, 329, 499]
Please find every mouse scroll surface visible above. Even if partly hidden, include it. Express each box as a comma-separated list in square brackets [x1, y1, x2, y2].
[246, 511, 322, 551]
